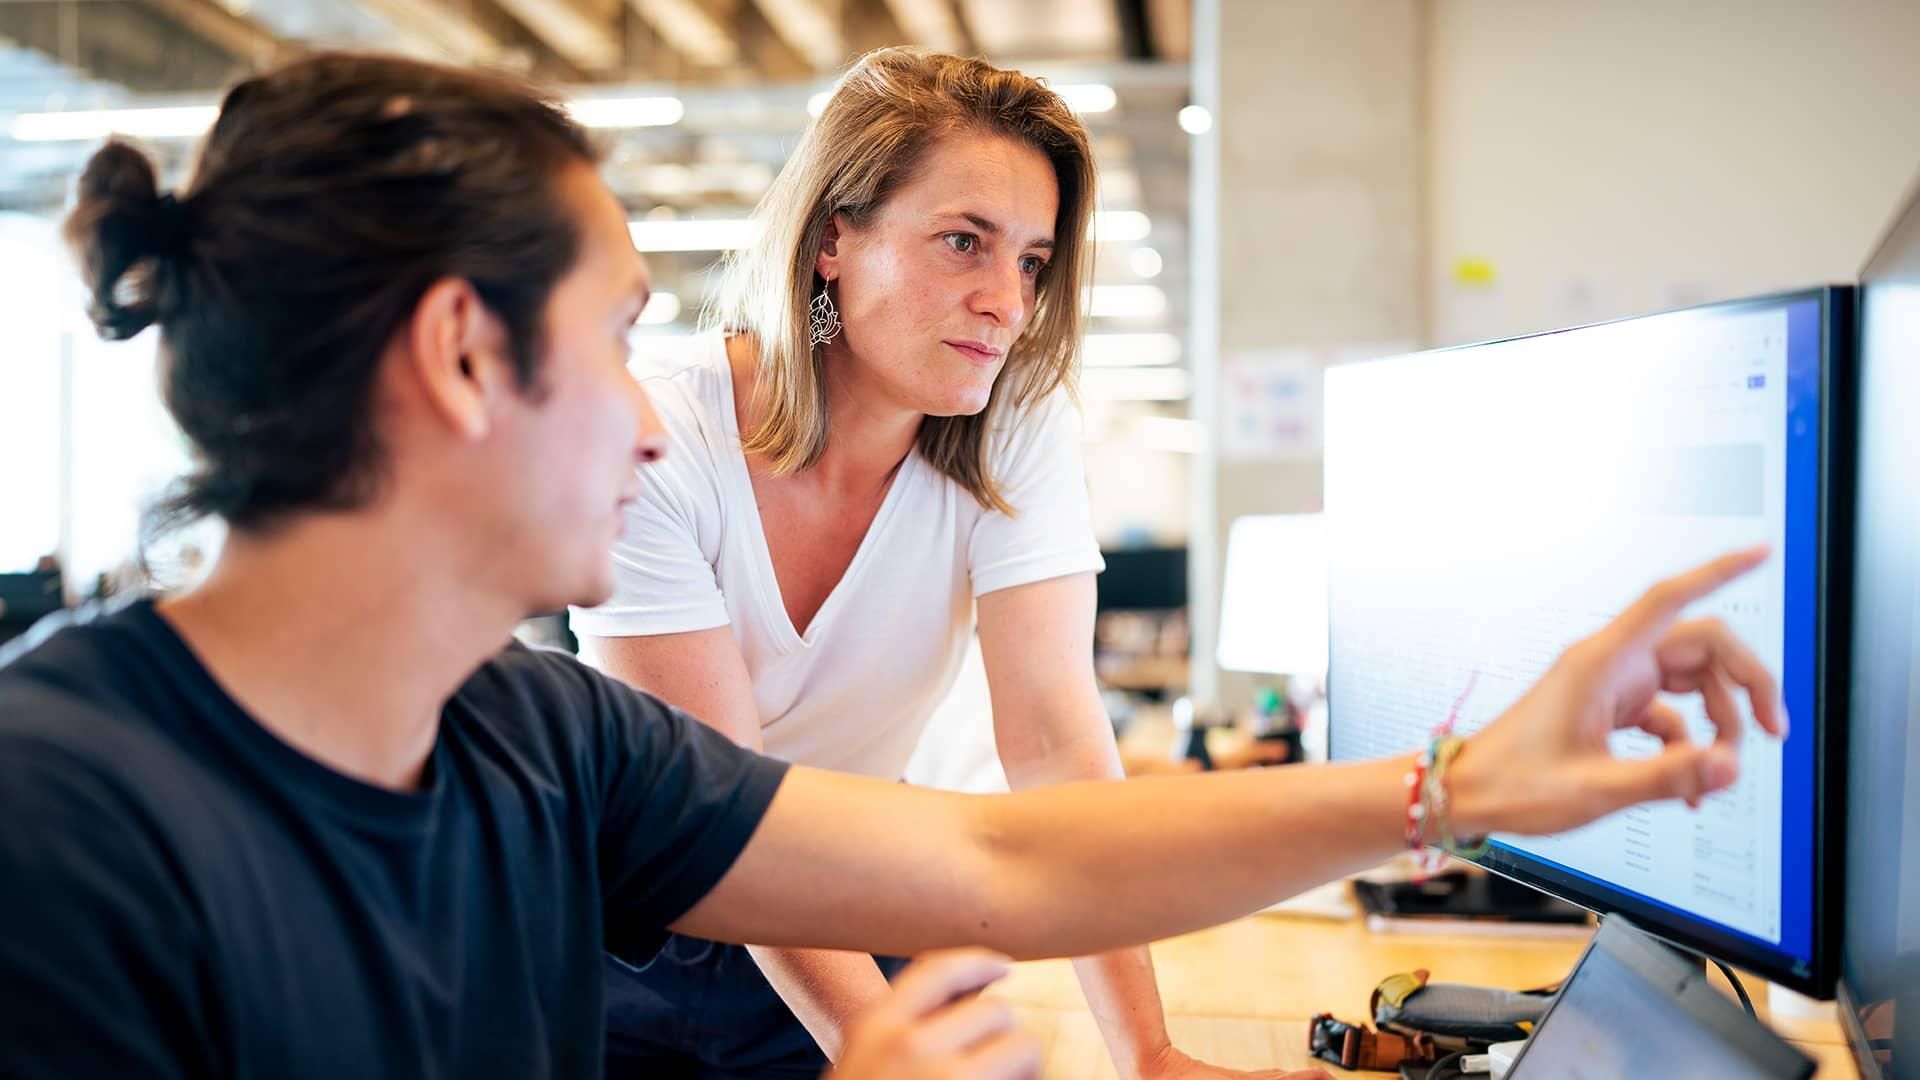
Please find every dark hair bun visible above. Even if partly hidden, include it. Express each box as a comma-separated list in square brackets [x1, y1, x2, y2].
[63, 139, 189, 341]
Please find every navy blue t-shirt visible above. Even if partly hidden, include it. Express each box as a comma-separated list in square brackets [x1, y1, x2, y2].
[0, 599, 788, 1078]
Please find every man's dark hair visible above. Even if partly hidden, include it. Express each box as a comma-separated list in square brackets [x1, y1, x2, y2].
[63, 52, 600, 533]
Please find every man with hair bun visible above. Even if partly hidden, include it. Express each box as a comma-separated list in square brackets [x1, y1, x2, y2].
[0, 51, 1783, 1080]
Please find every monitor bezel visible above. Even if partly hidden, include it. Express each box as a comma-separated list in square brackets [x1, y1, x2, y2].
[1325, 285, 1853, 999]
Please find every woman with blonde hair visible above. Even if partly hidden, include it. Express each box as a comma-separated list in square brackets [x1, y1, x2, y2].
[574, 46, 1312, 1079]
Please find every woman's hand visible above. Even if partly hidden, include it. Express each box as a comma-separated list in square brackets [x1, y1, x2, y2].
[828, 949, 1039, 1080]
[1450, 546, 1786, 838]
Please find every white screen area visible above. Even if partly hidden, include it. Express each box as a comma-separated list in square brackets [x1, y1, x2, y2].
[1325, 305, 1792, 945]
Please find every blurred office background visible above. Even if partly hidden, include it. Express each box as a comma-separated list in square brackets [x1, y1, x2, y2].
[2, 0, 1917, 758]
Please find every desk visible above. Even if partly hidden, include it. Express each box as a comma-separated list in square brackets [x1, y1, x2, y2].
[990, 904, 1858, 1078]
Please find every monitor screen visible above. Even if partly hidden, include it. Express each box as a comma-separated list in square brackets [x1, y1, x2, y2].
[1324, 288, 1846, 995]
[1840, 181, 1920, 1078]
[1096, 546, 1188, 613]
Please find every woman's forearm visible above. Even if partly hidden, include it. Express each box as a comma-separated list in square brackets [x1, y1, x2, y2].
[745, 945, 894, 1062]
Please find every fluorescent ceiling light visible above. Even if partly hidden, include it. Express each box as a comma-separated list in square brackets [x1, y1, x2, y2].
[1054, 83, 1118, 115]
[628, 217, 762, 253]
[12, 94, 685, 143]
[1090, 285, 1169, 320]
[10, 106, 219, 142]
[1082, 332, 1182, 367]
[1094, 210, 1152, 243]
[567, 97, 685, 128]
[1082, 366, 1191, 401]
[1130, 415, 1206, 454]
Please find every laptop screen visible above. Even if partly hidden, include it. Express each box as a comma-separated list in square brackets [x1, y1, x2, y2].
[1510, 919, 1813, 1080]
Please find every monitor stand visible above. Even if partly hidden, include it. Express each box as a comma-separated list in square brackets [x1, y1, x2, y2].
[1353, 869, 1590, 925]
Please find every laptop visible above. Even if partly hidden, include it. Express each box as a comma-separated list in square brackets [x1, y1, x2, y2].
[1505, 916, 1815, 1079]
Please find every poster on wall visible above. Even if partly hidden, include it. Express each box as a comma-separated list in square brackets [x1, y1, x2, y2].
[1220, 344, 1412, 463]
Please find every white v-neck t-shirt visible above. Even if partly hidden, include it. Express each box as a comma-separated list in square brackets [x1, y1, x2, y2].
[571, 332, 1104, 778]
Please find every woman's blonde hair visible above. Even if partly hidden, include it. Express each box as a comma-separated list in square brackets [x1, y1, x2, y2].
[704, 47, 1096, 513]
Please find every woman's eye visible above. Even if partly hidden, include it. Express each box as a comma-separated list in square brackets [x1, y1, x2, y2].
[1020, 255, 1047, 276]
[944, 232, 977, 254]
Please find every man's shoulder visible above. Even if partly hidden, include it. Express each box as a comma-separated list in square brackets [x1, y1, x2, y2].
[453, 641, 681, 759]
[0, 621, 209, 877]
[0, 598, 174, 749]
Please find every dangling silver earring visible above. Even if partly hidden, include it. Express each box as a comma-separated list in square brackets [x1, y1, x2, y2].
[808, 284, 842, 347]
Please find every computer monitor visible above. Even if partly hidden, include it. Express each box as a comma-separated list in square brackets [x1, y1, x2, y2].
[1215, 514, 1326, 678]
[1839, 177, 1920, 1079]
[1096, 546, 1188, 613]
[1324, 287, 1849, 997]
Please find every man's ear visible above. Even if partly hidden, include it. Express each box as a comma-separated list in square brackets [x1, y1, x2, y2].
[813, 212, 845, 283]
[400, 277, 513, 441]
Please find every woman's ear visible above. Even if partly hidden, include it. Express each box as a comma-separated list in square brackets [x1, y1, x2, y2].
[814, 212, 844, 281]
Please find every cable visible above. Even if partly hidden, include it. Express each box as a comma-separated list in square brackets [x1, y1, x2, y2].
[1711, 957, 1757, 1018]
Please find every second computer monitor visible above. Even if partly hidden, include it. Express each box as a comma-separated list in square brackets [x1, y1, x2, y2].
[1324, 288, 1848, 996]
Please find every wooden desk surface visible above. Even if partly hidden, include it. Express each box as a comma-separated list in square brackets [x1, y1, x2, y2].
[990, 905, 1858, 1079]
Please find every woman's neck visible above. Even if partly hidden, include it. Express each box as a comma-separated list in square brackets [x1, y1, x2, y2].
[729, 333, 922, 496]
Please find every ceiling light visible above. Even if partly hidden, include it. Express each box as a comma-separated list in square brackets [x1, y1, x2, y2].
[10, 105, 219, 142]
[1082, 332, 1182, 367]
[1129, 246, 1164, 279]
[1093, 210, 1152, 243]
[1081, 366, 1191, 401]
[1178, 105, 1214, 135]
[1054, 83, 1118, 115]
[1130, 415, 1206, 454]
[567, 97, 685, 128]
[627, 217, 763, 253]
[1090, 285, 1169, 320]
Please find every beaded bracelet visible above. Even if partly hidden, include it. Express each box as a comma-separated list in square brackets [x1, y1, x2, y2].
[1403, 675, 1489, 875]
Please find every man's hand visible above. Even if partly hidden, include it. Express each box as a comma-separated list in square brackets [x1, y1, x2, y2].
[1453, 546, 1786, 837]
[828, 949, 1039, 1080]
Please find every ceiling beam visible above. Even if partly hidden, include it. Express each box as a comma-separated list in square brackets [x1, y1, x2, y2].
[841, 0, 909, 57]
[352, 0, 509, 64]
[487, 0, 626, 72]
[624, 0, 741, 69]
[0, 1, 262, 93]
[1144, 0, 1191, 61]
[734, 0, 812, 81]
[138, 0, 282, 68]
[880, 0, 967, 55]
[745, 0, 844, 71]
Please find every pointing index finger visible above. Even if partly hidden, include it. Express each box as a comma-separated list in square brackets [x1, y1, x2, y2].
[1613, 546, 1769, 645]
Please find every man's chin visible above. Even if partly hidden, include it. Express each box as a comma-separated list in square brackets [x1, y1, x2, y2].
[571, 575, 616, 613]
[522, 575, 613, 625]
